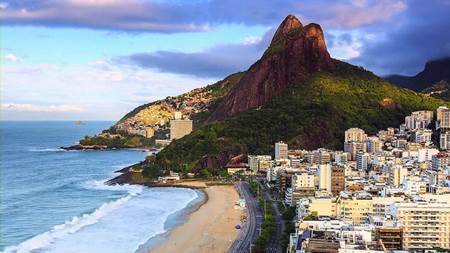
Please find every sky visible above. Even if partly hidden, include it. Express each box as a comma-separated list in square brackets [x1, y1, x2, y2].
[1, 0, 450, 121]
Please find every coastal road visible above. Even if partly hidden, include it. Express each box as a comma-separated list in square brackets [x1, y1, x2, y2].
[259, 181, 285, 253]
[228, 181, 262, 253]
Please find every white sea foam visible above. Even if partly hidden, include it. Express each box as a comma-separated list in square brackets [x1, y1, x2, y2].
[82, 179, 143, 195]
[2, 186, 200, 253]
[28, 148, 65, 152]
[2, 184, 142, 253]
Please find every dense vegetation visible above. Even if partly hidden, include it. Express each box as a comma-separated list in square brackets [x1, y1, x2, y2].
[190, 72, 244, 125]
[79, 134, 152, 148]
[248, 181, 277, 252]
[146, 60, 447, 176]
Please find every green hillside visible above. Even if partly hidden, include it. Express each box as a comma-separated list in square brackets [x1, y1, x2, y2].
[142, 60, 447, 177]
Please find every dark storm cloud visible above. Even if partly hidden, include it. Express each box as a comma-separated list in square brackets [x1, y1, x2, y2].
[351, 0, 450, 75]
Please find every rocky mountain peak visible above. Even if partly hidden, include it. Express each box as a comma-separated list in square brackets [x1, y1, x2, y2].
[271, 14, 303, 45]
[207, 15, 334, 122]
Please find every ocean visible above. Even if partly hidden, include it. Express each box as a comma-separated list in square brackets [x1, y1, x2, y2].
[0, 121, 202, 253]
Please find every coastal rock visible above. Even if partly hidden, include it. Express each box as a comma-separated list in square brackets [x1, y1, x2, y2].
[207, 15, 335, 121]
[61, 144, 108, 150]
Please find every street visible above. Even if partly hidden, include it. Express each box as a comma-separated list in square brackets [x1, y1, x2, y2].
[228, 181, 263, 253]
[259, 181, 285, 253]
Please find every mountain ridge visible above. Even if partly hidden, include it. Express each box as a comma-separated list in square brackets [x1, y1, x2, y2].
[386, 57, 450, 91]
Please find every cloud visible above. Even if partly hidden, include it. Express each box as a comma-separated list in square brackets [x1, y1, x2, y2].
[3, 53, 21, 62]
[1, 0, 408, 33]
[1, 103, 84, 112]
[351, 0, 450, 75]
[0, 2, 8, 9]
[300, 0, 407, 28]
[95, 70, 124, 82]
[116, 29, 274, 78]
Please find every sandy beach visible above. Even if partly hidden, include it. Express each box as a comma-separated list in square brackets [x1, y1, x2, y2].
[149, 184, 242, 253]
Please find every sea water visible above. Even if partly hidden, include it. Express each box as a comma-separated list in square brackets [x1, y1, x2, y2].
[0, 121, 201, 253]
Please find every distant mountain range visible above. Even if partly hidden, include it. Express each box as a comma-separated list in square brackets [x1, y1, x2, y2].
[386, 57, 450, 92]
[101, 15, 448, 179]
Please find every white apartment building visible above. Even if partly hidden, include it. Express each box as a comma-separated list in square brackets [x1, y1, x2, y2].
[275, 141, 288, 160]
[356, 152, 369, 170]
[318, 164, 332, 192]
[441, 132, 450, 150]
[402, 176, 427, 195]
[417, 148, 439, 162]
[345, 128, 367, 142]
[437, 106, 450, 129]
[405, 110, 434, 130]
[390, 201, 450, 250]
[413, 129, 432, 144]
[292, 173, 315, 190]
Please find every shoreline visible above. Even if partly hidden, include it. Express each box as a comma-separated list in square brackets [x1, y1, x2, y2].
[135, 188, 209, 253]
[145, 183, 242, 253]
[106, 163, 242, 253]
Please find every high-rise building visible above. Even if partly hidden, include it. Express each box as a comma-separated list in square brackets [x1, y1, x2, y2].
[331, 166, 345, 195]
[366, 136, 382, 154]
[413, 129, 432, 144]
[170, 117, 193, 140]
[437, 106, 450, 130]
[405, 110, 434, 130]
[391, 201, 450, 250]
[248, 155, 259, 174]
[389, 165, 408, 186]
[442, 110, 450, 130]
[318, 164, 332, 193]
[437, 106, 448, 123]
[275, 141, 288, 160]
[356, 152, 369, 170]
[345, 128, 367, 142]
[344, 141, 366, 161]
[312, 149, 331, 164]
[432, 152, 450, 170]
[405, 115, 415, 130]
[440, 132, 450, 150]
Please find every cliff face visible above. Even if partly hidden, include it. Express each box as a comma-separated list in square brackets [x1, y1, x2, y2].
[386, 57, 450, 91]
[208, 15, 335, 121]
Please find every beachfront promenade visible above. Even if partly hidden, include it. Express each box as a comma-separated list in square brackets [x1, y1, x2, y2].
[228, 181, 262, 253]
